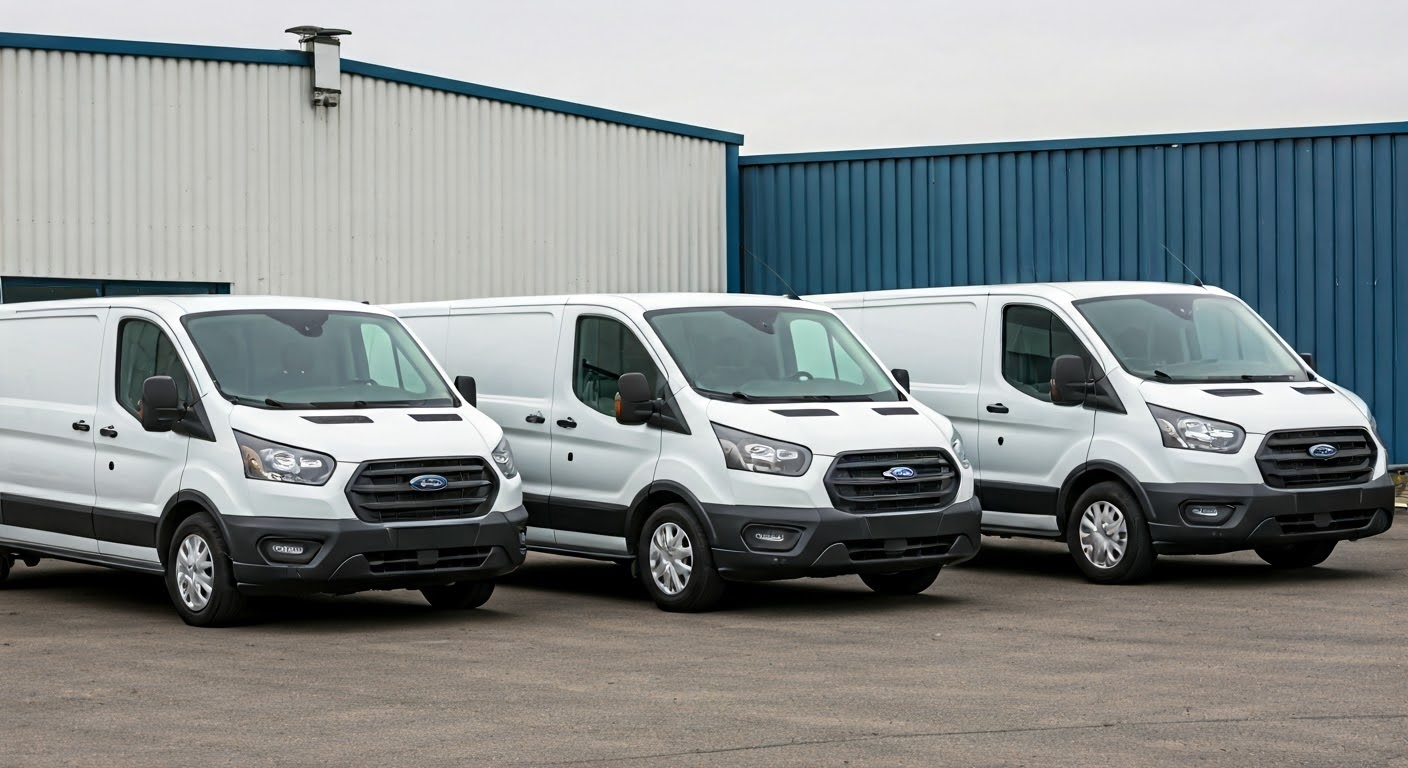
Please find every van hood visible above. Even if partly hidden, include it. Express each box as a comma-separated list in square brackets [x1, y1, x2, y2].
[705, 399, 952, 456]
[1138, 380, 1372, 435]
[228, 407, 497, 464]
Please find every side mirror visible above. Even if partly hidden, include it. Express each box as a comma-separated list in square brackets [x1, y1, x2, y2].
[615, 372, 654, 426]
[891, 368, 911, 393]
[1299, 352, 1315, 370]
[140, 376, 183, 432]
[1049, 355, 1088, 406]
[454, 375, 477, 408]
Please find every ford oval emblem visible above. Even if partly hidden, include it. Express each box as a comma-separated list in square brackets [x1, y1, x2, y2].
[408, 474, 449, 492]
[882, 466, 917, 480]
[1307, 443, 1338, 459]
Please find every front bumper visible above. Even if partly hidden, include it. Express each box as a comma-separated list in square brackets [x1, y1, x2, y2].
[223, 506, 529, 596]
[701, 496, 982, 582]
[1143, 475, 1395, 555]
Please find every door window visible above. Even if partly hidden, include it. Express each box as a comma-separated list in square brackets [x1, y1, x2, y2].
[116, 319, 193, 416]
[573, 316, 662, 416]
[1002, 305, 1087, 402]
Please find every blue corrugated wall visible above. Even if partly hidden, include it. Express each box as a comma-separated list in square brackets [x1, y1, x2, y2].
[738, 123, 1408, 462]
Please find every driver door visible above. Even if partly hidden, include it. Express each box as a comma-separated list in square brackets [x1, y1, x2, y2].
[547, 306, 664, 554]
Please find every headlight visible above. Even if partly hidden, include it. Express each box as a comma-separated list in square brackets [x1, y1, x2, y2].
[236, 432, 335, 485]
[1148, 405, 1245, 454]
[950, 427, 972, 469]
[491, 436, 518, 479]
[713, 423, 812, 476]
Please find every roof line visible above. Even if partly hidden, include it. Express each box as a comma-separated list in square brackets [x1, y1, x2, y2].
[0, 31, 743, 144]
[739, 121, 1408, 165]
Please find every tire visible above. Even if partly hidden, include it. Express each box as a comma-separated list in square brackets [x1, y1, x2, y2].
[0, 553, 11, 586]
[1066, 481, 1156, 584]
[637, 504, 725, 612]
[860, 565, 942, 595]
[165, 513, 246, 627]
[1254, 541, 1337, 569]
[421, 581, 495, 610]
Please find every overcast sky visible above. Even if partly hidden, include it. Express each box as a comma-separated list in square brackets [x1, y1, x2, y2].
[6, 0, 1406, 154]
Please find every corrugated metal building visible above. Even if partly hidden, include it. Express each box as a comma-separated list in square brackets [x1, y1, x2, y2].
[738, 123, 1408, 461]
[0, 30, 743, 303]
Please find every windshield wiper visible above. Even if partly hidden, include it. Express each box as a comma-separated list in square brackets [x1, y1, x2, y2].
[1152, 369, 1174, 380]
[1240, 374, 1296, 381]
[307, 400, 369, 409]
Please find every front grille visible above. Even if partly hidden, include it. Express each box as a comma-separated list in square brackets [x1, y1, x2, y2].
[1256, 428, 1376, 489]
[365, 547, 492, 574]
[1275, 510, 1377, 535]
[345, 456, 497, 524]
[846, 536, 956, 561]
[825, 448, 959, 513]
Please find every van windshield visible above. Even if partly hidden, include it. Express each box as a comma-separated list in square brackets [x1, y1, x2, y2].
[1075, 294, 1308, 383]
[183, 310, 456, 408]
[646, 306, 901, 402]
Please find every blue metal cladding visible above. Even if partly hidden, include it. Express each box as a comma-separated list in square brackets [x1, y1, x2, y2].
[738, 124, 1408, 462]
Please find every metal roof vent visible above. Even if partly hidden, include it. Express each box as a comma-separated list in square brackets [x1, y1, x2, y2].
[286, 26, 350, 107]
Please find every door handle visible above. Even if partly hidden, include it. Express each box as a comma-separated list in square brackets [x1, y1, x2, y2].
[526, 412, 546, 424]
[72, 421, 91, 432]
[986, 403, 1009, 414]
[557, 417, 577, 429]
[99, 426, 119, 438]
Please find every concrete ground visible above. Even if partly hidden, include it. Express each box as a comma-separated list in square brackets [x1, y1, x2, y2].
[1, 528, 1405, 767]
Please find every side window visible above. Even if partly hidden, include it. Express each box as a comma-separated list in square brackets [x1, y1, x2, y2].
[116, 319, 192, 415]
[574, 316, 662, 417]
[789, 318, 866, 385]
[360, 325, 429, 394]
[1002, 305, 1086, 402]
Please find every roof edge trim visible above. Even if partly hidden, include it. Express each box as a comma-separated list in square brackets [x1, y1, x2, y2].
[740, 121, 1408, 165]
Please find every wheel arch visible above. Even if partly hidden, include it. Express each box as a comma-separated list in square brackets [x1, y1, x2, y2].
[157, 490, 229, 566]
[1056, 461, 1152, 534]
[624, 481, 710, 555]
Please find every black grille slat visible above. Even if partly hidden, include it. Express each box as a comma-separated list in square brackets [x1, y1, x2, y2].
[345, 457, 497, 524]
[825, 449, 960, 514]
[1275, 510, 1377, 535]
[365, 546, 492, 574]
[1256, 428, 1376, 489]
[845, 536, 955, 561]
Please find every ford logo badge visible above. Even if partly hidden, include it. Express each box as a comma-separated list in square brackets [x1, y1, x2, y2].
[1307, 443, 1338, 459]
[882, 466, 916, 480]
[408, 474, 449, 492]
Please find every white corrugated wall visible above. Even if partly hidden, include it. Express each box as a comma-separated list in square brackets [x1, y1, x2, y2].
[0, 47, 728, 301]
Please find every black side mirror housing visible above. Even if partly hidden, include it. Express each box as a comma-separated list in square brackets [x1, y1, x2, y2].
[615, 372, 654, 426]
[454, 375, 477, 408]
[891, 368, 911, 393]
[140, 376, 183, 432]
[1049, 355, 1088, 406]
[1299, 352, 1315, 370]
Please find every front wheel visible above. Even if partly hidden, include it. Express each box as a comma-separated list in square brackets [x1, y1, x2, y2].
[421, 581, 495, 609]
[0, 553, 11, 586]
[637, 504, 725, 612]
[165, 513, 246, 627]
[1066, 481, 1156, 584]
[860, 566, 942, 595]
[1254, 541, 1337, 568]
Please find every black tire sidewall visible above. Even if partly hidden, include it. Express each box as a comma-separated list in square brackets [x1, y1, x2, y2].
[1066, 481, 1156, 584]
[636, 504, 724, 612]
[0, 553, 10, 585]
[422, 580, 495, 609]
[165, 513, 244, 627]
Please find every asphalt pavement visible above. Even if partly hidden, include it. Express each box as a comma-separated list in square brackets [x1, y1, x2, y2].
[2, 527, 1405, 767]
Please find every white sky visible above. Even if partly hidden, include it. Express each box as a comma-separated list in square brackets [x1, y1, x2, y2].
[6, 0, 1407, 154]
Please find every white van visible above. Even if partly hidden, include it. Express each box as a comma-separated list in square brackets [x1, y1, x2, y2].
[390, 294, 981, 611]
[0, 296, 528, 626]
[813, 281, 1395, 583]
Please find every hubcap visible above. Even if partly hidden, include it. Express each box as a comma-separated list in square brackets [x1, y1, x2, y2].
[1078, 501, 1128, 569]
[648, 522, 693, 596]
[174, 533, 215, 611]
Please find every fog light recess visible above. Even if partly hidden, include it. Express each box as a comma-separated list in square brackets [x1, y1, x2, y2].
[1181, 503, 1235, 526]
[743, 525, 802, 552]
[260, 538, 321, 565]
